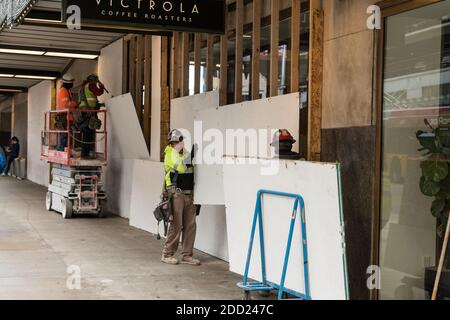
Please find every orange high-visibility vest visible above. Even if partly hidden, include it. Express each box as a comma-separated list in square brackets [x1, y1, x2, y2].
[57, 87, 77, 111]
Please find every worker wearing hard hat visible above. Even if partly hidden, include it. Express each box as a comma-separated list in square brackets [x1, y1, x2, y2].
[78, 74, 106, 158]
[270, 129, 301, 160]
[56, 74, 78, 151]
[161, 129, 201, 266]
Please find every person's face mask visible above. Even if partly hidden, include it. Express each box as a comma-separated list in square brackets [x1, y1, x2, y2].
[174, 142, 185, 153]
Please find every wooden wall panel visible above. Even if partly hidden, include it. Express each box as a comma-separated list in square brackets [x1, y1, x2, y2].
[235, 0, 244, 103]
[206, 34, 214, 92]
[144, 35, 152, 149]
[308, 7, 324, 161]
[270, 0, 280, 97]
[123, 39, 129, 94]
[135, 35, 144, 124]
[161, 37, 169, 87]
[194, 33, 202, 95]
[181, 33, 190, 97]
[161, 37, 171, 161]
[128, 36, 137, 104]
[220, 10, 228, 106]
[291, 0, 301, 93]
[251, 0, 261, 101]
[170, 32, 180, 99]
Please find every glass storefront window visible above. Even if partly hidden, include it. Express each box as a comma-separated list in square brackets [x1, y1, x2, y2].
[380, 0, 450, 300]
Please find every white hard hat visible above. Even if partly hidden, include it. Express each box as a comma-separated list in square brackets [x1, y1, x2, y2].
[62, 73, 75, 84]
[168, 129, 184, 144]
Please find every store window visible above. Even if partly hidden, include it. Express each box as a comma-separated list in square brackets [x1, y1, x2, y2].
[380, 0, 450, 300]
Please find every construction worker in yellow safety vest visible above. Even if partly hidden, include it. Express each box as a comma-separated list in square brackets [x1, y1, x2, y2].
[161, 129, 201, 266]
[78, 74, 105, 158]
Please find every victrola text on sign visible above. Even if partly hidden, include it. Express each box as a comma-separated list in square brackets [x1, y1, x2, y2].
[62, 0, 226, 34]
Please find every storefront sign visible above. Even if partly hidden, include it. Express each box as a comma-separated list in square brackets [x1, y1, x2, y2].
[62, 0, 226, 34]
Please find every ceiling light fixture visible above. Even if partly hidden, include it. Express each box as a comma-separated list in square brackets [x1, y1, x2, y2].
[0, 47, 99, 60]
[0, 74, 15, 78]
[24, 17, 61, 24]
[15, 75, 57, 80]
[0, 88, 23, 93]
[0, 48, 45, 55]
[44, 52, 99, 59]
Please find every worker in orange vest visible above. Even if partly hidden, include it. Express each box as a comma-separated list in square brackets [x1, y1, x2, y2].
[56, 74, 78, 151]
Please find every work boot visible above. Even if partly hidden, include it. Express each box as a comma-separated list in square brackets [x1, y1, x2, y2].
[180, 256, 201, 266]
[161, 255, 179, 265]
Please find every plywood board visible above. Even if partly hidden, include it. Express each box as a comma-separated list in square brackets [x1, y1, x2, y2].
[129, 160, 165, 234]
[170, 91, 219, 141]
[193, 93, 300, 205]
[27, 80, 51, 187]
[195, 205, 229, 261]
[171, 92, 222, 205]
[106, 94, 150, 160]
[222, 158, 348, 300]
[105, 158, 135, 218]
[169, 92, 229, 259]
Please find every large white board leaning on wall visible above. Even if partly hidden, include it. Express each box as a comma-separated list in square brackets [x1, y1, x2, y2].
[129, 160, 166, 235]
[170, 91, 229, 260]
[222, 158, 349, 300]
[193, 93, 300, 205]
[105, 93, 150, 159]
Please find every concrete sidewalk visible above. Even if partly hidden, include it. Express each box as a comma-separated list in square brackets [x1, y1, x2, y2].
[0, 177, 243, 300]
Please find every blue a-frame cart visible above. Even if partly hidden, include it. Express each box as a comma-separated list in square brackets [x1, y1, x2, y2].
[237, 190, 311, 300]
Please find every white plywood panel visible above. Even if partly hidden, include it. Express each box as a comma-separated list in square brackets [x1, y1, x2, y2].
[106, 94, 150, 160]
[194, 93, 300, 205]
[27, 81, 51, 186]
[171, 91, 223, 205]
[170, 92, 228, 259]
[98, 38, 123, 161]
[105, 158, 135, 218]
[195, 205, 229, 261]
[171, 91, 219, 141]
[223, 158, 348, 300]
[129, 160, 165, 234]
[98, 38, 124, 103]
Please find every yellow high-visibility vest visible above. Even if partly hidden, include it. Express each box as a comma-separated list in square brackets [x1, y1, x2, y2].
[164, 145, 193, 188]
[79, 85, 98, 109]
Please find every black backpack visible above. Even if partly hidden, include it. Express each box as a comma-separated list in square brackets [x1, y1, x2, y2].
[153, 193, 172, 240]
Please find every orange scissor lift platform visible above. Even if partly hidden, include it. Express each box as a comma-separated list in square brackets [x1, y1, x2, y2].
[41, 109, 108, 219]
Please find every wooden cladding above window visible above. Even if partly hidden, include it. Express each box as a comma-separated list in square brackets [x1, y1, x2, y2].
[124, 34, 152, 150]
[169, 0, 311, 107]
[167, 0, 323, 161]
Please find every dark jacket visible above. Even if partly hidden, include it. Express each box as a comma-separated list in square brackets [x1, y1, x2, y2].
[9, 143, 20, 158]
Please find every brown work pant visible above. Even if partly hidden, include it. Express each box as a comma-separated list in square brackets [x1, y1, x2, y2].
[162, 193, 197, 259]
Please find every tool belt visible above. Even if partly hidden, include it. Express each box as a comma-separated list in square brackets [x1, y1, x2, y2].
[167, 186, 193, 195]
